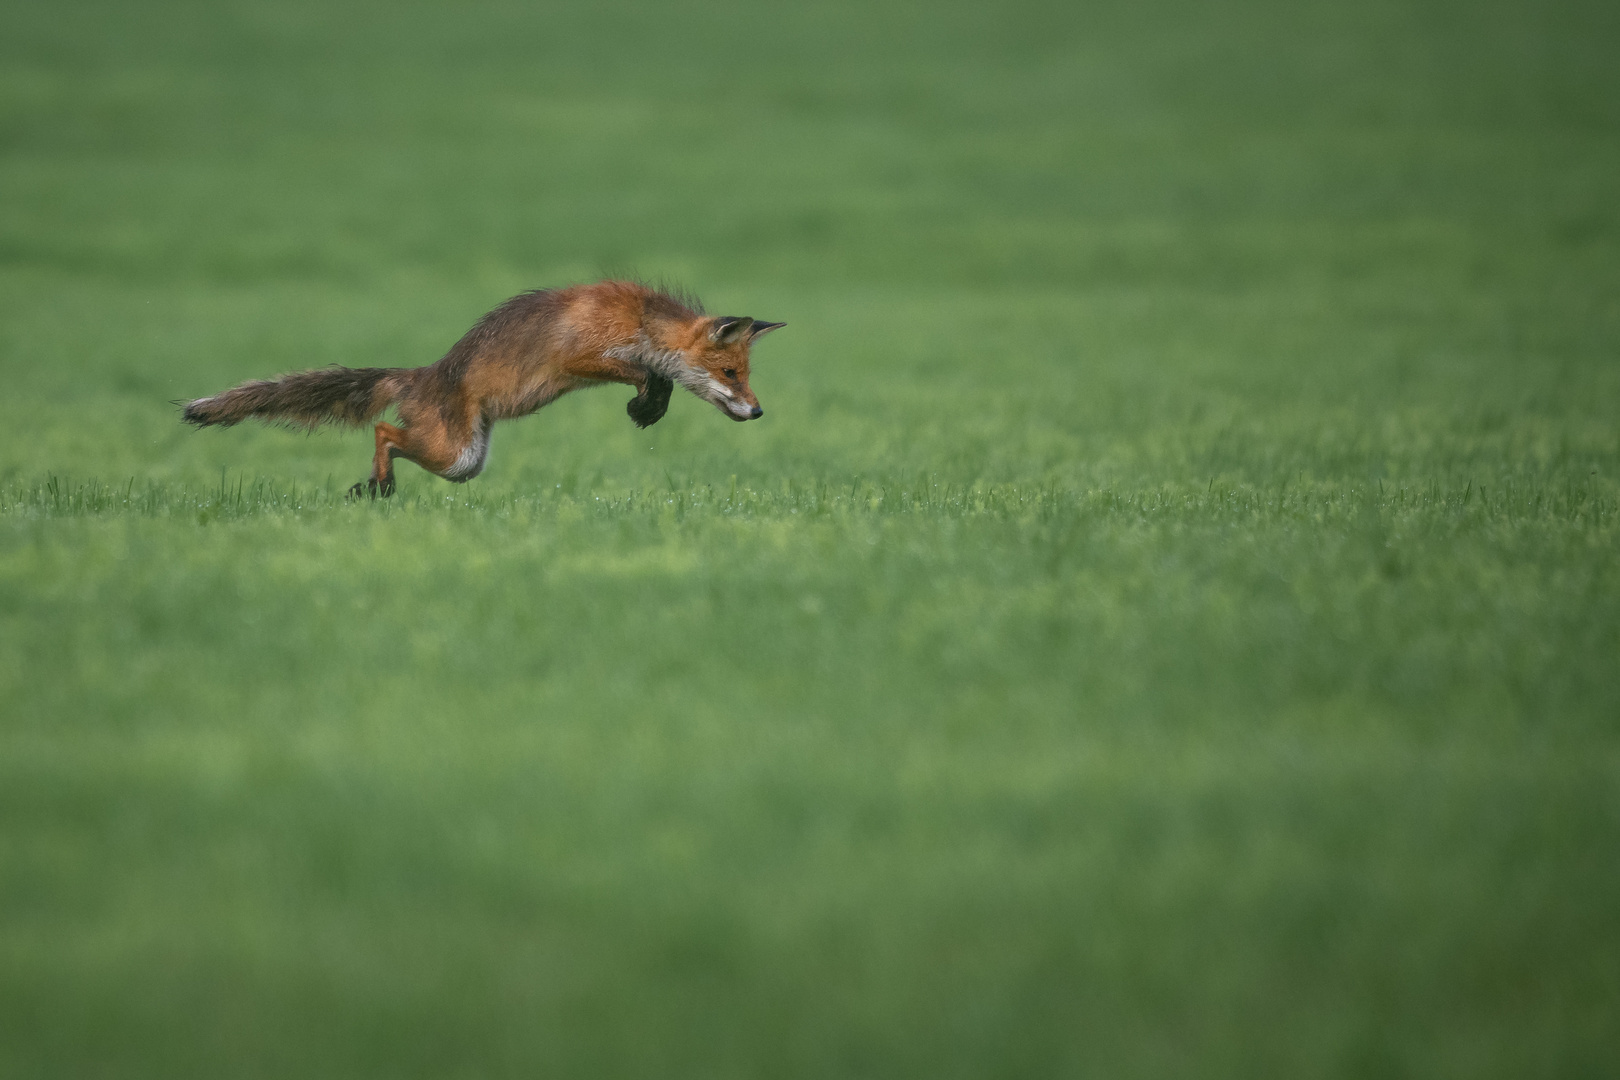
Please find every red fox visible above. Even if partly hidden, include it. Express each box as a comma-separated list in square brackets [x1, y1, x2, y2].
[181, 280, 784, 497]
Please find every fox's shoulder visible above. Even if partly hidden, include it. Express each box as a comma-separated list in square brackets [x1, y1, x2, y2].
[555, 280, 707, 344]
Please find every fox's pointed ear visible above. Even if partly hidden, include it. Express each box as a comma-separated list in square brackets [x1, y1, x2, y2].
[748, 321, 786, 339]
[710, 316, 754, 344]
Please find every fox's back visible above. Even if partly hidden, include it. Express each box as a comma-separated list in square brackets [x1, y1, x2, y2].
[434, 281, 695, 380]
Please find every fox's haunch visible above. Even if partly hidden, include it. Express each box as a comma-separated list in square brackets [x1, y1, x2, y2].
[182, 366, 402, 429]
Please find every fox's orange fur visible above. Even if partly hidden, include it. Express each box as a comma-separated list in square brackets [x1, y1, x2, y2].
[181, 281, 783, 497]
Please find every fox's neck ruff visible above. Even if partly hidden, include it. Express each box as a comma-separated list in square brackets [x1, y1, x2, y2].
[604, 332, 709, 396]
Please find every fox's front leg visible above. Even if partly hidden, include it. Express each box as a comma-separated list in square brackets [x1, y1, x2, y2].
[627, 373, 673, 429]
[577, 351, 671, 428]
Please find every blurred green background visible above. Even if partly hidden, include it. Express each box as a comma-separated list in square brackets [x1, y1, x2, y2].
[2, 0, 1617, 1076]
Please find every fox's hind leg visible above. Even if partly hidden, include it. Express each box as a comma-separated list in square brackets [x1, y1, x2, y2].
[348, 422, 409, 499]
[348, 411, 488, 499]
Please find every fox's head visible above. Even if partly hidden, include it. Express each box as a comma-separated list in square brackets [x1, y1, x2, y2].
[667, 315, 785, 421]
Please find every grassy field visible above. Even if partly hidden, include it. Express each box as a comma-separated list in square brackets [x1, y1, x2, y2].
[3, 0, 1618, 1076]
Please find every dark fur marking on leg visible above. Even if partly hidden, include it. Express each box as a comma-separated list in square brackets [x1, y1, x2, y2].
[627, 373, 673, 428]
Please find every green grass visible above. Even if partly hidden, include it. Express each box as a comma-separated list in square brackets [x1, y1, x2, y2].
[3, 0, 1619, 1076]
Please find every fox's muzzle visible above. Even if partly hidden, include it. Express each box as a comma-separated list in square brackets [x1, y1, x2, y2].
[718, 395, 762, 421]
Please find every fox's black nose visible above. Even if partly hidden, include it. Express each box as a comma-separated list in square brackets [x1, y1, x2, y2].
[749, 405, 763, 419]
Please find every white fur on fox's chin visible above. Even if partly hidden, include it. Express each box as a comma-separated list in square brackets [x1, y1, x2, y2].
[705, 378, 757, 417]
[706, 381, 758, 418]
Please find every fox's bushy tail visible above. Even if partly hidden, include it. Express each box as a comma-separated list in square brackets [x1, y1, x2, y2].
[182, 366, 405, 429]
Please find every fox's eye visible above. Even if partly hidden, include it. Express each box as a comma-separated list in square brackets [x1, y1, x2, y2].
[722, 368, 737, 380]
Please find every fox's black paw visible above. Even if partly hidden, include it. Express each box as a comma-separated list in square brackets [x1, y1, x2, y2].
[627, 374, 673, 429]
[347, 477, 395, 500]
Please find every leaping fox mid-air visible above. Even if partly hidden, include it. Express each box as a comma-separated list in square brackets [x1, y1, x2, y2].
[181, 280, 784, 498]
